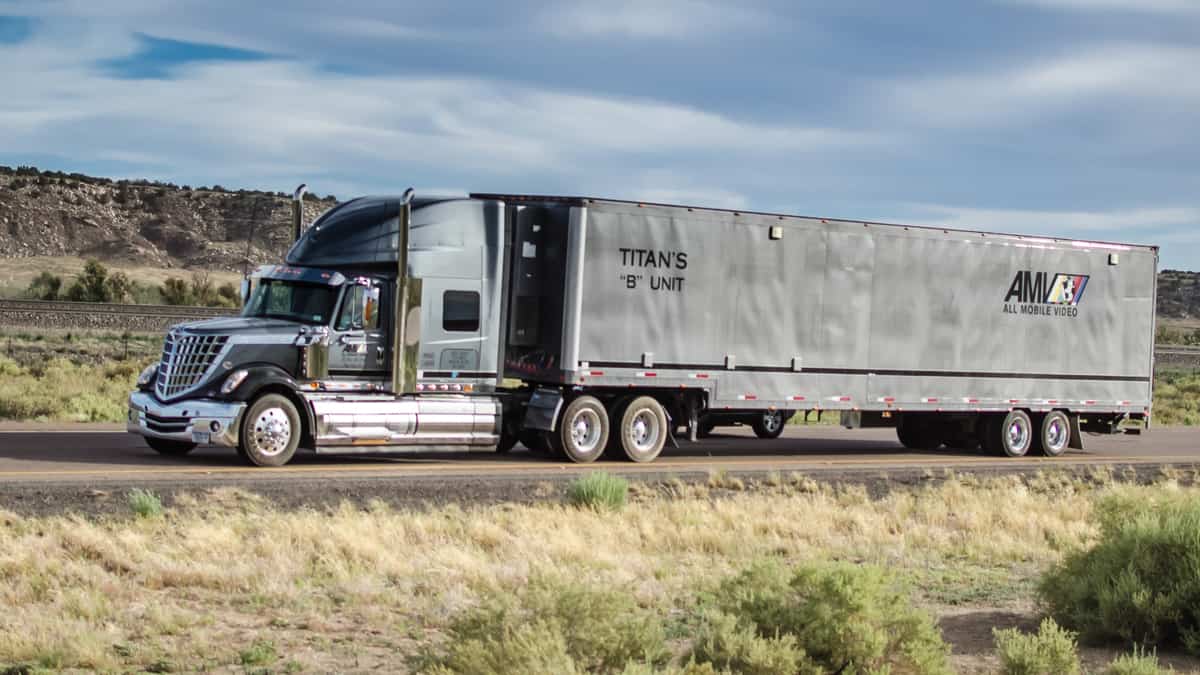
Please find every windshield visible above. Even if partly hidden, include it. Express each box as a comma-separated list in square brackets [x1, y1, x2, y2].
[242, 279, 338, 325]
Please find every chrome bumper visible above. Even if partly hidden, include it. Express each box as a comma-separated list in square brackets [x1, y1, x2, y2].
[127, 390, 246, 448]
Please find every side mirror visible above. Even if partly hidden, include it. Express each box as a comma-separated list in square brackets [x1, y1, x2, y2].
[239, 278, 251, 304]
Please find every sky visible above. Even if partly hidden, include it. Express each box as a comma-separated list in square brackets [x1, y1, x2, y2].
[0, 0, 1196, 270]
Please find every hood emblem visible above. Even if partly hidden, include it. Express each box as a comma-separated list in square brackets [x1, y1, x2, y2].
[223, 361, 234, 370]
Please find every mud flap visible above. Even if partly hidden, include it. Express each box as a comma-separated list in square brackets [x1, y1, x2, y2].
[1068, 414, 1084, 450]
[523, 388, 563, 432]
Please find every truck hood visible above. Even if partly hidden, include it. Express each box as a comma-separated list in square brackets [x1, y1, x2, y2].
[174, 316, 309, 336]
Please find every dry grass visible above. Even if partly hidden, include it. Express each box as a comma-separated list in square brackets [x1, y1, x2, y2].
[0, 256, 241, 297]
[0, 475, 1162, 672]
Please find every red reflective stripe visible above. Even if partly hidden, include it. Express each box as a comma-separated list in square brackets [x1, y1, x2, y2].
[589, 371, 604, 376]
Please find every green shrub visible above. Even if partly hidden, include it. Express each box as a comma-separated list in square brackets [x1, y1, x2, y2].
[701, 559, 951, 675]
[567, 472, 629, 511]
[420, 576, 668, 674]
[1039, 490, 1200, 652]
[993, 618, 1081, 675]
[687, 610, 815, 674]
[127, 489, 163, 518]
[1104, 647, 1174, 675]
[239, 639, 277, 666]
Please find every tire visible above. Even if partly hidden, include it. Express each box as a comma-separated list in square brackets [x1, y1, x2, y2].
[896, 418, 941, 450]
[520, 429, 556, 457]
[239, 394, 301, 467]
[616, 396, 668, 463]
[556, 396, 609, 464]
[752, 410, 787, 439]
[146, 437, 196, 456]
[1035, 411, 1071, 457]
[496, 431, 518, 454]
[984, 410, 1034, 458]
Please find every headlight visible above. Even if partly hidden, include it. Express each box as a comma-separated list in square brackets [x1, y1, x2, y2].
[221, 369, 249, 395]
[137, 365, 158, 387]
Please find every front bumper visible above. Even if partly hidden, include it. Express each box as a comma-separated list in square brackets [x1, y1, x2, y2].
[127, 390, 246, 447]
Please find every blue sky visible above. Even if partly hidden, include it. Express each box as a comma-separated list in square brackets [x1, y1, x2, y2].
[0, 0, 1196, 270]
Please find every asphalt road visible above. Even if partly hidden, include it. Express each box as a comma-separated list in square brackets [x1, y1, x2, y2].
[0, 423, 1195, 486]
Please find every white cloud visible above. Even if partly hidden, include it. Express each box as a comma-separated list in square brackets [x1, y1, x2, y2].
[884, 43, 1200, 126]
[0, 27, 877, 195]
[539, 0, 764, 39]
[905, 203, 1198, 239]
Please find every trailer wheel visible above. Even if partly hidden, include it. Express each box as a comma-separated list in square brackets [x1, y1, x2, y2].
[555, 396, 609, 464]
[984, 410, 1033, 457]
[146, 437, 196, 456]
[752, 410, 787, 439]
[616, 396, 668, 463]
[896, 418, 941, 450]
[1034, 411, 1071, 457]
[239, 394, 301, 467]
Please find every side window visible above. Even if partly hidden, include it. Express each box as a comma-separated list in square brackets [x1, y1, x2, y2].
[337, 285, 381, 331]
[443, 290, 480, 332]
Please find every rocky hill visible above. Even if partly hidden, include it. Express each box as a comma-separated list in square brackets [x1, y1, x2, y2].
[0, 165, 1196, 318]
[0, 165, 335, 273]
[1158, 270, 1200, 320]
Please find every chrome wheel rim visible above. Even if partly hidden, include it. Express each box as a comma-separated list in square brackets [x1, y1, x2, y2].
[762, 411, 783, 433]
[251, 407, 292, 457]
[570, 408, 603, 454]
[629, 408, 660, 452]
[1046, 417, 1068, 452]
[1007, 417, 1030, 453]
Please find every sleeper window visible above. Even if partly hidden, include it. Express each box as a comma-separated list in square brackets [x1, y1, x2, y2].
[443, 291, 480, 332]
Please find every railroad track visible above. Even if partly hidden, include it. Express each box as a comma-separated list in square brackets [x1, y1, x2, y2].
[0, 298, 234, 320]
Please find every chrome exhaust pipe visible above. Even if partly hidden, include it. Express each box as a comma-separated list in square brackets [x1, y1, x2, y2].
[292, 183, 308, 241]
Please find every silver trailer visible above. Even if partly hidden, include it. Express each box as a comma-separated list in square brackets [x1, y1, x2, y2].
[128, 191, 1156, 465]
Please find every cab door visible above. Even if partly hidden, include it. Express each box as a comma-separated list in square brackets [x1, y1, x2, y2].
[328, 279, 388, 378]
[419, 278, 483, 375]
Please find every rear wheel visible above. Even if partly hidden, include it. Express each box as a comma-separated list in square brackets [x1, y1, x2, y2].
[239, 394, 301, 467]
[983, 410, 1033, 457]
[556, 396, 609, 464]
[752, 410, 786, 439]
[1035, 411, 1071, 457]
[146, 437, 196, 456]
[616, 396, 668, 463]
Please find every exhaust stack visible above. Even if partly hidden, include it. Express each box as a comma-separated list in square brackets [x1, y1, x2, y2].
[392, 188, 419, 395]
[292, 183, 308, 241]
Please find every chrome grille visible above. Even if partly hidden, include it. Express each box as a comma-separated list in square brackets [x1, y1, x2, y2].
[155, 332, 229, 399]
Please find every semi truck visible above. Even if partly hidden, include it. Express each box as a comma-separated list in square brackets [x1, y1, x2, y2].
[127, 188, 1158, 466]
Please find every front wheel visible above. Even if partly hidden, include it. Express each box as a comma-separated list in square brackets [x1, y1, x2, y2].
[239, 394, 301, 467]
[146, 437, 196, 456]
[752, 410, 786, 439]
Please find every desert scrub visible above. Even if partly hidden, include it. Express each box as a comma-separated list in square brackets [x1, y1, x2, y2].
[1039, 488, 1200, 652]
[691, 559, 951, 675]
[566, 471, 629, 511]
[1153, 370, 1200, 426]
[418, 576, 670, 673]
[994, 618, 1081, 675]
[0, 354, 139, 422]
[0, 478, 1132, 672]
[1105, 647, 1175, 675]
